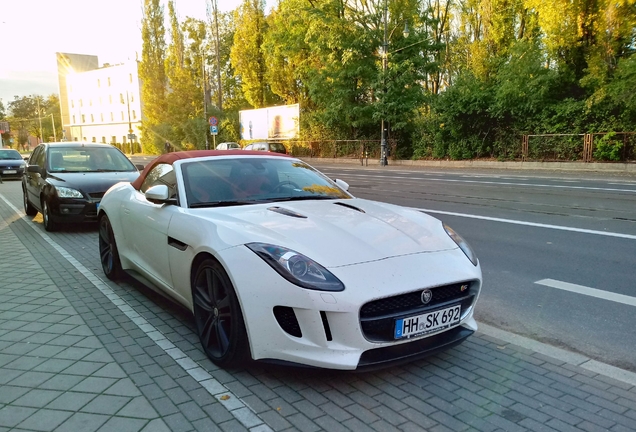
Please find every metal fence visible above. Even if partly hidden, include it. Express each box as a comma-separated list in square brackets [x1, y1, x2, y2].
[522, 132, 636, 162]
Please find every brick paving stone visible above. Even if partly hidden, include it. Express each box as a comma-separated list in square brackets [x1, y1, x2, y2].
[258, 410, 292, 431]
[16, 408, 72, 431]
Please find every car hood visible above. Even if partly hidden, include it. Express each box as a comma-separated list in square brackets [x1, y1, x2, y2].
[187, 198, 458, 267]
[0, 160, 26, 168]
[47, 171, 140, 195]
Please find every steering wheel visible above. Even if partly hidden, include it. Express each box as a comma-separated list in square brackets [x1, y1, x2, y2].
[272, 180, 300, 192]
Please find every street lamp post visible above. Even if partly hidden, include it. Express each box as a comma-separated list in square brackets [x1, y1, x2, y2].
[202, 51, 210, 150]
[380, 0, 389, 166]
[380, 1, 412, 167]
[36, 97, 43, 144]
[50, 114, 57, 142]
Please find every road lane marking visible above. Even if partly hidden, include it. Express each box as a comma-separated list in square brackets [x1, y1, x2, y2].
[0, 194, 272, 432]
[328, 173, 636, 193]
[535, 279, 636, 307]
[417, 208, 636, 240]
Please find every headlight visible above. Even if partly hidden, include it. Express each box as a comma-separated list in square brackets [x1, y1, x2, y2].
[443, 223, 478, 266]
[246, 243, 344, 291]
[55, 186, 84, 198]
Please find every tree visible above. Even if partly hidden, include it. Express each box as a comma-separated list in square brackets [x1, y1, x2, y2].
[231, 0, 278, 108]
[139, 0, 168, 154]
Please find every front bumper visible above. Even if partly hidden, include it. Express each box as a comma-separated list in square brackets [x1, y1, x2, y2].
[219, 246, 482, 370]
[49, 199, 101, 223]
[0, 167, 25, 179]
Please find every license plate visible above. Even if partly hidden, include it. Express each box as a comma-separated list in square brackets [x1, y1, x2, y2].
[2, 170, 17, 174]
[395, 305, 461, 339]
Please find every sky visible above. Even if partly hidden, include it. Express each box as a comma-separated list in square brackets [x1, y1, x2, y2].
[0, 0, 269, 108]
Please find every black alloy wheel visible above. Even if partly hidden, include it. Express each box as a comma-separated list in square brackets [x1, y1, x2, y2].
[23, 189, 37, 216]
[98, 215, 123, 280]
[193, 258, 250, 367]
[42, 199, 57, 232]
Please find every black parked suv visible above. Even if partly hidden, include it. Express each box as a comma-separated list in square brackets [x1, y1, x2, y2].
[22, 142, 140, 231]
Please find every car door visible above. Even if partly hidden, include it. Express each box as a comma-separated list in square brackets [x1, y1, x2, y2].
[121, 163, 179, 290]
[25, 145, 45, 210]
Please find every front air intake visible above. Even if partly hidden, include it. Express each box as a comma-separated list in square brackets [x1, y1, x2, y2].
[273, 306, 302, 337]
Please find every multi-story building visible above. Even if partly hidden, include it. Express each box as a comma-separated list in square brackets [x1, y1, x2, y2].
[56, 53, 142, 150]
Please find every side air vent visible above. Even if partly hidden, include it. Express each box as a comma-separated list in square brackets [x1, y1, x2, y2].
[273, 306, 302, 337]
[320, 311, 333, 341]
[334, 202, 365, 213]
[268, 207, 307, 218]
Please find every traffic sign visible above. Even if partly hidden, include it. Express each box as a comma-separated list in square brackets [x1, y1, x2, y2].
[209, 116, 218, 126]
[210, 126, 218, 135]
[127, 133, 136, 140]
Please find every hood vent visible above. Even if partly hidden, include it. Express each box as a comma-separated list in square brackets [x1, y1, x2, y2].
[267, 206, 307, 218]
[334, 202, 365, 213]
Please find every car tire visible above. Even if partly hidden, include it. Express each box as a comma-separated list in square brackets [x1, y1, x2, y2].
[42, 199, 58, 232]
[98, 215, 123, 281]
[192, 258, 250, 368]
[23, 189, 37, 216]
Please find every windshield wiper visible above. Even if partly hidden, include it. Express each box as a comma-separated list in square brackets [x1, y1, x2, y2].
[269, 195, 338, 202]
[190, 200, 257, 208]
[93, 169, 130, 172]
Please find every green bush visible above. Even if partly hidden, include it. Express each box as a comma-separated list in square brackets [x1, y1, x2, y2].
[593, 132, 623, 161]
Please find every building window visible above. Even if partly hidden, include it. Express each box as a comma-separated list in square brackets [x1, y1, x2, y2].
[90, 114, 94, 122]
[100, 113, 104, 122]
[130, 94, 134, 102]
[80, 99, 83, 107]
[72, 115, 76, 123]
[89, 99, 92, 106]
[123, 136, 127, 144]
[132, 110, 137, 120]
[99, 97, 102, 105]
[111, 136, 117, 144]
[102, 137, 106, 143]
[121, 112, 125, 120]
[129, 73, 133, 83]
[81, 114, 85, 123]
[97, 79, 101, 87]
[92, 137, 96, 143]
[83, 137, 87, 141]
[108, 77, 111, 86]
[71, 100, 74, 108]
[120, 93, 124, 104]
[110, 112, 114, 121]
[109, 95, 113, 104]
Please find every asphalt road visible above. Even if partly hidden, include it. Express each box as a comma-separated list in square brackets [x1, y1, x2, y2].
[7, 159, 636, 373]
[306, 164, 636, 372]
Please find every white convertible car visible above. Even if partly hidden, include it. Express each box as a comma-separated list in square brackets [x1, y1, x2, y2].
[98, 150, 482, 370]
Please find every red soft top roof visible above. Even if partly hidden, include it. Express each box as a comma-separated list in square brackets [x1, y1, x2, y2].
[131, 150, 292, 190]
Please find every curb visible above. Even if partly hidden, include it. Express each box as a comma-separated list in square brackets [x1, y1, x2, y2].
[478, 323, 636, 387]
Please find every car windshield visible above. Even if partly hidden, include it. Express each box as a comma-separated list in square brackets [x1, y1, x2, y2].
[47, 146, 136, 173]
[182, 157, 350, 207]
[0, 149, 22, 160]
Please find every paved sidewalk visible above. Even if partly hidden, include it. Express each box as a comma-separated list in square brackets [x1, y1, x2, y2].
[1, 181, 635, 432]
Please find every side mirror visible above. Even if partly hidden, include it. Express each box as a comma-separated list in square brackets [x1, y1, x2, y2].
[334, 178, 349, 191]
[23, 156, 30, 161]
[135, 164, 145, 171]
[27, 165, 41, 174]
[145, 184, 174, 205]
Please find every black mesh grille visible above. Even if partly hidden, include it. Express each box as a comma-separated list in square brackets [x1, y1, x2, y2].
[359, 282, 477, 342]
[360, 282, 471, 319]
[274, 306, 302, 338]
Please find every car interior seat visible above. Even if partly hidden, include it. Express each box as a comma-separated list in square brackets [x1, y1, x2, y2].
[49, 152, 64, 170]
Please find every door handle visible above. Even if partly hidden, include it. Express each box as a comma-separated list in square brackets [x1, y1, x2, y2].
[123, 208, 131, 215]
